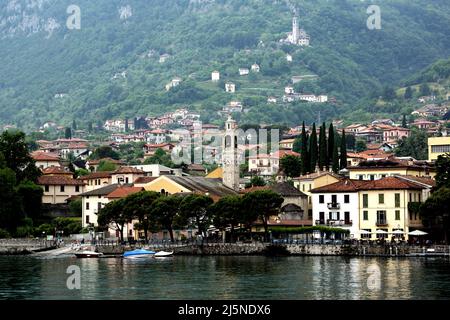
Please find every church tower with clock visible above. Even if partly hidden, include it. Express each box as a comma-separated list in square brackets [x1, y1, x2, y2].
[222, 115, 240, 191]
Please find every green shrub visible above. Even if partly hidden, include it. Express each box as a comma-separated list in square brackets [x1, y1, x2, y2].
[0, 229, 11, 238]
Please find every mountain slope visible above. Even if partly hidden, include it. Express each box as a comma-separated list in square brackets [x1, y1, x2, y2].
[0, 0, 449, 129]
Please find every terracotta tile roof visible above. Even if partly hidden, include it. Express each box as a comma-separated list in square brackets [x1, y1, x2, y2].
[78, 172, 113, 180]
[311, 177, 425, 193]
[394, 175, 436, 188]
[113, 166, 145, 174]
[106, 186, 144, 199]
[134, 176, 158, 184]
[38, 175, 85, 186]
[42, 166, 72, 175]
[32, 152, 60, 161]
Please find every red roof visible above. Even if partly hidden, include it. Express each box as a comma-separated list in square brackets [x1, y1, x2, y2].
[38, 175, 85, 186]
[133, 176, 158, 184]
[78, 172, 112, 180]
[311, 177, 425, 193]
[32, 152, 60, 161]
[106, 187, 144, 199]
[113, 166, 145, 174]
[42, 166, 72, 175]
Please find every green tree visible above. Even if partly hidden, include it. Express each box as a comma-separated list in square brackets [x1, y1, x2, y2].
[402, 115, 408, 128]
[300, 122, 309, 175]
[0, 131, 41, 183]
[394, 128, 428, 160]
[97, 198, 130, 241]
[65, 127, 72, 139]
[210, 195, 243, 242]
[280, 154, 301, 178]
[143, 148, 174, 167]
[318, 123, 327, 171]
[151, 195, 183, 242]
[90, 146, 120, 160]
[332, 143, 339, 173]
[404, 86, 413, 99]
[97, 160, 118, 172]
[0, 168, 22, 232]
[339, 130, 348, 170]
[69, 199, 82, 216]
[242, 190, 284, 242]
[246, 176, 266, 187]
[383, 86, 396, 101]
[356, 140, 367, 153]
[16, 181, 43, 220]
[309, 123, 318, 173]
[123, 191, 161, 241]
[327, 123, 335, 170]
[179, 194, 214, 237]
[419, 83, 431, 96]
[436, 154, 450, 189]
[292, 137, 301, 153]
[420, 187, 450, 244]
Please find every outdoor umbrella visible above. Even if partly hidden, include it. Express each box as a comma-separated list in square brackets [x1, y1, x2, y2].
[391, 230, 405, 235]
[358, 230, 371, 234]
[375, 229, 388, 234]
[408, 230, 428, 236]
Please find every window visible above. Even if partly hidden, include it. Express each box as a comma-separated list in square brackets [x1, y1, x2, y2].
[308, 209, 312, 219]
[302, 184, 305, 191]
[395, 193, 400, 208]
[45, 185, 49, 192]
[379, 194, 384, 204]
[331, 195, 337, 203]
[358, 175, 364, 181]
[308, 184, 311, 191]
[60, 186, 65, 192]
[319, 195, 324, 203]
[86, 202, 89, 210]
[97, 202, 102, 212]
[418, 193, 422, 203]
[409, 193, 412, 202]
[431, 145, 450, 153]
[395, 210, 400, 220]
[85, 215, 89, 224]
[376, 210, 387, 224]
[363, 194, 368, 208]
[363, 211, 368, 221]
[75, 186, 80, 193]
[370, 175, 375, 181]
[344, 195, 350, 203]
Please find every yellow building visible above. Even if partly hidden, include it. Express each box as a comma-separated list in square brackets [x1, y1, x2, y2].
[293, 172, 341, 218]
[348, 158, 436, 180]
[428, 136, 450, 161]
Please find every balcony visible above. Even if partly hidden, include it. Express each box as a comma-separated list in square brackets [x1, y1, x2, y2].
[376, 219, 388, 226]
[327, 202, 340, 210]
[316, 219, 352, 226]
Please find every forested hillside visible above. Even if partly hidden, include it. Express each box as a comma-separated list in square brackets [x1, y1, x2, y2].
[0, 0, 449, 130]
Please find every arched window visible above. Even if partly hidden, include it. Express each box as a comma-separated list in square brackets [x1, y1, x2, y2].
[234, 136, 238, 149]
[161, 189, 165, 195]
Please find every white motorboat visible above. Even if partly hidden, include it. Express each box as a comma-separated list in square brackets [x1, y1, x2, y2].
[75, 251, 102, 258]
[154, 251, 174, 257]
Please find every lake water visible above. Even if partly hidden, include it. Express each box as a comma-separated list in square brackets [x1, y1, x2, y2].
[1, 255, 450, 300]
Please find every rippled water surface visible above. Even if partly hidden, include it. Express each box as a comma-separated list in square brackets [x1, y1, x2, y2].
[1, 255, 450, 299]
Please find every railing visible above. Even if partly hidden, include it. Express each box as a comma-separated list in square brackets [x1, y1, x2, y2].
[376, 219, 388, 226]
[316, 219, 352, 226]
[327, 202, 340, 210]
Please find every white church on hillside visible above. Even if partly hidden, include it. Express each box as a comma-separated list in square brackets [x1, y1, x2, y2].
[281, 16, 310, 47]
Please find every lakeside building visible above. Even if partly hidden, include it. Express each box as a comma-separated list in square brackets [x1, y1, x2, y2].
[38, 174, 85, 205]
[311, 176, 432, 240]
[428, 136, 450, 161]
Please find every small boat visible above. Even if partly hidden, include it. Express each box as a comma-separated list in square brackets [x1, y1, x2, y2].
[154, 251, 174, 257]
[75, 251, 102, 258]
[123, 249, 155, 258]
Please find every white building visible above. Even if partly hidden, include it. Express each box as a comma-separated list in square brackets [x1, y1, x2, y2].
[282, 16, 310, 46]
[267, 96, 277, 104]
[285, 86, 295, 94]
[286, 54, 293, 62]
[311, 189, 359, 238]
[211, 71, 220, 81]
[239, 68, 249, 76]
[165, 77, 182, 91]
[159, 54, 171, 63]
[130, 164, 178, 177]
[146, 129, 167, 144]
[225, 83, 236, 93]
[251, 64, 260, 72]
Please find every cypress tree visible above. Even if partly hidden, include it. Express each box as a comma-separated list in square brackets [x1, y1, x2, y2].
[318, 122, 327, 171]
[327, 123, 335, 170]
[72, 120, 77, 131]
[402, 115, 407, 128]
[332, 143, 339, 173]
[404, 86, 413, 99]
[124, 117, 129, 132]
[300, 122, 309, 175]
[339, 129, 348, 170]
[309, 123, 318, 173]
[64, 127, 72, 139]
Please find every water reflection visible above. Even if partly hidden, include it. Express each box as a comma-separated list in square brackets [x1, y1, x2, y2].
[0, 256, 449, 300]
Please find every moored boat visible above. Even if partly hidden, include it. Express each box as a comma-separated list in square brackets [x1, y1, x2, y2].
[154, 251, 174, 257]
[123, 249, 155, 258]
[75, 251, 102, 258]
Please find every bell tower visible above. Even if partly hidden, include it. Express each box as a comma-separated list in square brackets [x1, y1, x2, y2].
[222, 115, 240, 191]
[292, 16, 299, 44]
